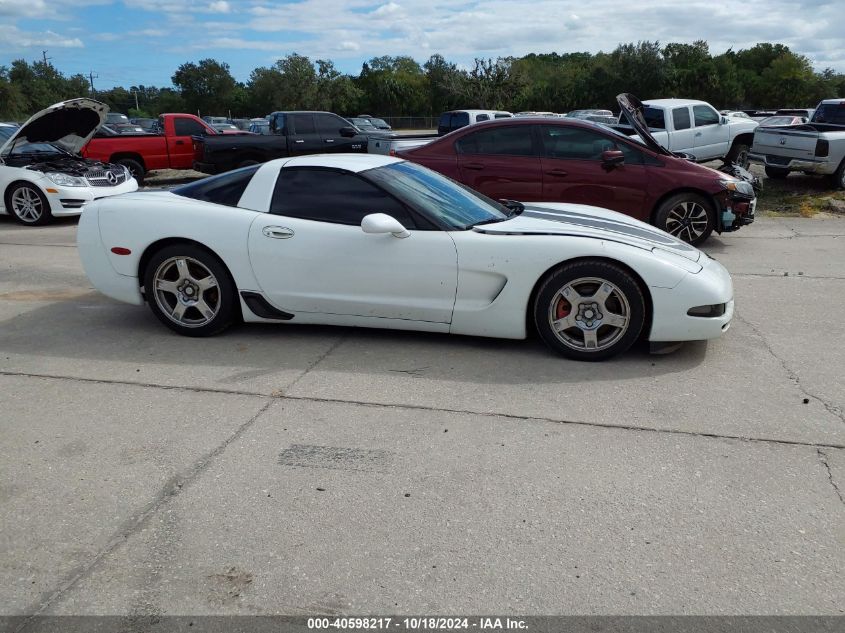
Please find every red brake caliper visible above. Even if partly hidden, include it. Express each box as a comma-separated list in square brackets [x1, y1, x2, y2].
[555, 298, 571, 319]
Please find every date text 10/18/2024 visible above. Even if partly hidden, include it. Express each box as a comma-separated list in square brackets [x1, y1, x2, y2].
[307, 617, 528, 630]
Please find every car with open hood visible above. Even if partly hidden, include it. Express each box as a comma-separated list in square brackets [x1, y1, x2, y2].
[0, 98, 138, 226]
[77, 154, 734, 361]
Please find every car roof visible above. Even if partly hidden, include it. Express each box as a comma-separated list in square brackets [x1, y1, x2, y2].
[642, 99, 709, 107]
[818, 99, 845, 105]
[277, 153, 403, 172]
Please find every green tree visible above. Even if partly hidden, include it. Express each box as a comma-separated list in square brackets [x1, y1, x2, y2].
[172, 59, 237, 115]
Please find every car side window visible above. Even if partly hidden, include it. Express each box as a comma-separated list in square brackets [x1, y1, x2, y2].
[475, 114, 490, 122]
[673, 107, 691, 130]
[270, 168, 417, 228]
[173, 165, 260, 207]
[539, 125, 640, 162]
[315, 114, 346, 135]
[290, 114, 316, 135]
[456, 126, 535, 156]
[693, 105, 720, 127]
[173, 118, 206, 137]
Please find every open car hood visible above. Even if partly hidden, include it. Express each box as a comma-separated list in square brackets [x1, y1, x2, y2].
[0, 98, 109, 157]
[616, 93, 672, 157]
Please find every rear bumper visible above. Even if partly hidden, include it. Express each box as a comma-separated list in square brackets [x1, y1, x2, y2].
[748, 153, 835, 175]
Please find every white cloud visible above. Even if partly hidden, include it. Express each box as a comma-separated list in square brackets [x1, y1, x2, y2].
[207, 0, 231, 13]
[0, 27, 84, 50]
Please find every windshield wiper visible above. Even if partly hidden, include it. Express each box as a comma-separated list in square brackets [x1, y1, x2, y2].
[466, 216, 511, 228]
[499, 199, 524, 217]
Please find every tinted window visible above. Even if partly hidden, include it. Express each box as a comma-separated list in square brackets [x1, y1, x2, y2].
[452, 112, 469, 129]
[539, 125, 641, 162]
[476, 114, 490, 122]
[315, 114, 346, 135]
[456, 126, 535, 156]
[494, 113, 511, 119]
[290, 114, 316, 135]
[270, 167, 416, 228]
[672, 107, 691, 130]
[693, 105, 720, 126]
[173, 165, 259, 207]
[642, 107, 665, 129]
[813, 103, 845, 124]
[174, 117, 207, 137]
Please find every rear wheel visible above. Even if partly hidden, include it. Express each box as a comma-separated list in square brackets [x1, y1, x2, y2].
[6, 183, 52, 226]
[833, 160, 845, 190]
[654, 193, 715, 245]
[143, 244, 237, 337]
[117, 158, 145, 185]
[534, 260, 646, 362]
[765, 166, 790, 179]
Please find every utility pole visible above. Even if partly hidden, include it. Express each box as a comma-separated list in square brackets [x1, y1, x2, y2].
[132, 89, 139, 111]
[41, 50, 52, 65]
[88, 71, 98, 96]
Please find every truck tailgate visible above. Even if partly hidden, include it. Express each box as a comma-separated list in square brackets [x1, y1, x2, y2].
[752, 127, 818, 162]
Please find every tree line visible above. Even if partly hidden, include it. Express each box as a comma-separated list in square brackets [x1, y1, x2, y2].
[1, 41, 843, 121]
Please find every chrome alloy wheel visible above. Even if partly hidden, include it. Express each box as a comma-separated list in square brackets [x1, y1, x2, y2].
[152, 256, 221, 328]
[665, 201, 709, 243]
[547, 277, 631, 352]
[11, 186, 44, 223]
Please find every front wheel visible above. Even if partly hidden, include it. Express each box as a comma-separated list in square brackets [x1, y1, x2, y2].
[534, 260, 646, 362]
[6, 183, 53, 226]
[143, 244, 237, 337]
[833, 160, 845, 190]
[117, 158, 145, 185]
[726, 143, 750, 168]
[653, 193, 715, 245]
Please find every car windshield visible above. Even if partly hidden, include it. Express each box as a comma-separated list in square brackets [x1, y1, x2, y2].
[362, 161, 510, 230]
[2, 140, 65, 156]
[0, 127, 15, 142]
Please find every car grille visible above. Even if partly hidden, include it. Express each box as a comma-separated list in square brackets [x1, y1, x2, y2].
[85, 168, 127, 187]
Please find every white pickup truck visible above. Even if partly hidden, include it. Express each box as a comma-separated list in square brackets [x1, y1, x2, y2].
[616, 95, 758, 166]
[749, 99, 845, 188]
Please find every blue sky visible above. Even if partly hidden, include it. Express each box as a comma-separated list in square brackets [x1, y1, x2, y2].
[1, 0, 843, 89]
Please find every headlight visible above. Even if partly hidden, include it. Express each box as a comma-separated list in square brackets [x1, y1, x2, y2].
[719, 178, 754, 196]
[46, 172, 87, 187]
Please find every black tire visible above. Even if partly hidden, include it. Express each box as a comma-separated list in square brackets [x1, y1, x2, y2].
[534, 260, 646, 362]
[653, 193, 715, 245]
[117, 158, 145, 185]
[726, 142, 750, 168]
[833, 160, 845, 190]
[5, 182, 53, 226]
[143, 244, 237, 337]
[765, 166, 790, 179]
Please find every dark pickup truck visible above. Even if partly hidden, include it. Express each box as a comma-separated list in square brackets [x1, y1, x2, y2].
[192, 111, 368, 174]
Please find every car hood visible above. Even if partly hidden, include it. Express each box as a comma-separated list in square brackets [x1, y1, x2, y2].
[473, 202, 701, 262]
[0, 98, 109, 157]
[616, 93, 673, 157]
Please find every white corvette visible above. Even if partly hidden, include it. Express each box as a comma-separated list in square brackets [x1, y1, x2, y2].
[0, 98, 138, 225]
[78, 154, 733, 360]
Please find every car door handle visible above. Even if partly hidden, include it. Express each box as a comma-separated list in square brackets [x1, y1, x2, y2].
[262, 226, 295, 239]
[294, 139, 305, 144]
[463, 162, 485, 170]
[695, 132, 702, 137]
[546, 169, 568, 177]
[325, 139, 334, 143]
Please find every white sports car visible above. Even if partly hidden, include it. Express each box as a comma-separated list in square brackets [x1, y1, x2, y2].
[0, 98, 138, 225]
[78, 154, 733, 360]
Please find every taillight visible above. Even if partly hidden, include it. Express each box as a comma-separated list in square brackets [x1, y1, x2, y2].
[815, 139, 829, 157]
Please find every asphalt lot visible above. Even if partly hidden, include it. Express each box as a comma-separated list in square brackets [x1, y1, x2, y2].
[0, 214, 843, 617]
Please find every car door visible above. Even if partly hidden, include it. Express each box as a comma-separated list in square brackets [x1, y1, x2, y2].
[169, 116, 211, 169]
[315, 113, 365, 153]
[692, 105, 729, 160]
[538, 124, 650, 220]
[668, 106, 696, 154]
[455, 125, 543, 201]
[248, 166, 458, 323]
[287, 114, 322, 155]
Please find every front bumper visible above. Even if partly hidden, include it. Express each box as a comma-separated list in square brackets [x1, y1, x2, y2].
[748, 153, 835, 176]
[715, 190, 756, 233]
[44, 178, 139, 216]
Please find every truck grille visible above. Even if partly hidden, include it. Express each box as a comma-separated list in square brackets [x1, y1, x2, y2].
[85, 168, 127, 187]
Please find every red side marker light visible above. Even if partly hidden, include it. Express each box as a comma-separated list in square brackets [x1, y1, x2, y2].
[110, 247, 131, 255]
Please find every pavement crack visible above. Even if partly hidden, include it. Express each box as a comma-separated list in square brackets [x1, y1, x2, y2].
[733, 311, 844, 425]
[817, 448, 845, 506]
[278, 332, 350, 395]
[13, 399, 275, 631]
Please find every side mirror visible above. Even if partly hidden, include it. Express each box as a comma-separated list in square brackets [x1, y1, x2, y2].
[720, 116, 729, 125]
[340, 126, 357, 138]
[361, 213, 410, 238]
[601, 149, 625, 167]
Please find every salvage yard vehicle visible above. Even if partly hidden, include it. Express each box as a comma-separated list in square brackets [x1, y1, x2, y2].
[400, 114, 756, 245]
[0, 99, 137, 226]
[616, 94, 758, 166]
[368, 110, 511, 156]
[749, 99, 845, 187]
[192, 111, 369, 174]
[77, 154, 734, 361]
[82, 112, 221, 184]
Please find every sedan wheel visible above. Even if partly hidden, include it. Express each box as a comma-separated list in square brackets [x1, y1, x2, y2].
[654, 193, 714, 245]
[143, 245, 237, 336]
[534, 261, 646, 361]
[7, 183, 52, 226]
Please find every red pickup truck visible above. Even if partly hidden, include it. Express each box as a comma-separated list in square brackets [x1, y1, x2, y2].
[81, 113, 221, 184]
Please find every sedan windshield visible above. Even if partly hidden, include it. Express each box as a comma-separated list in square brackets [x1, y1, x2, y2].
[363, 161, 510, 230]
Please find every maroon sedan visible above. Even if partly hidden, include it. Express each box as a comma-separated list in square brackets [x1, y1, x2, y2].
[399, 117, 756, 245]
